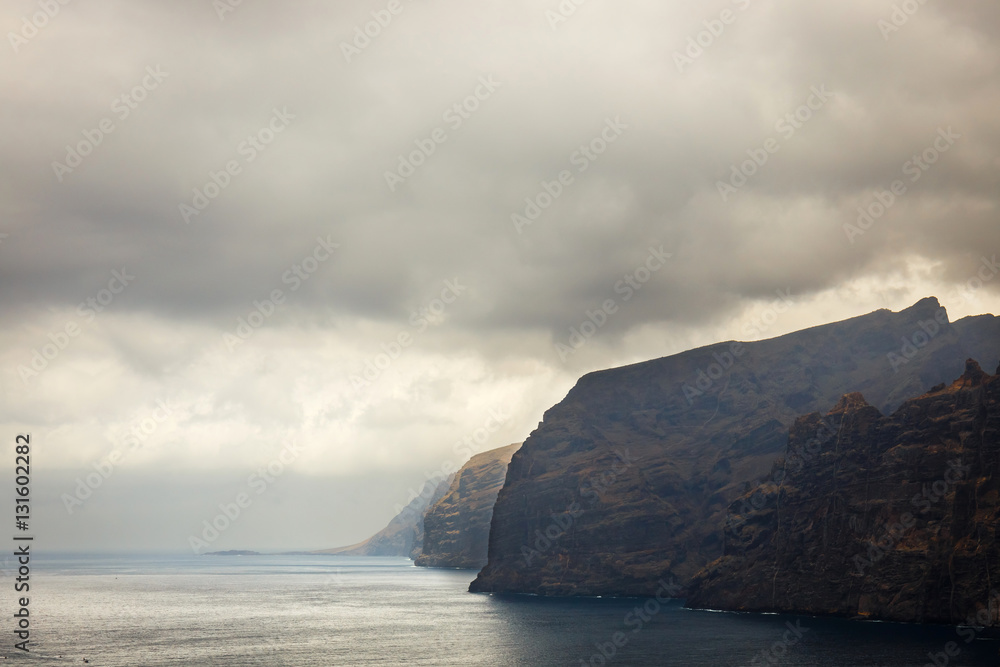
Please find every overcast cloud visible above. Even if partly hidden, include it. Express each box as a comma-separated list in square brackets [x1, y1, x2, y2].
[1, 0, 998, 552]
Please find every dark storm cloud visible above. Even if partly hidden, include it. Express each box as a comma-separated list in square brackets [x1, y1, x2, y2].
[2, 0, 998, 346]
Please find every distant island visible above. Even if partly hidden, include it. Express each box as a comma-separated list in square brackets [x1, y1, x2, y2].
[204, 550, 261, 556]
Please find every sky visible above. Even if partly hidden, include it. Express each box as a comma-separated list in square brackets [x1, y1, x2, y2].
[1, 0, 998, 553]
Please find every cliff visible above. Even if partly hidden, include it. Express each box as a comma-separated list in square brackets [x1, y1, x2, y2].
[470, 298, 1000, 596]
[318, 475, 452, 558]
[416, 443, 521, 569]
[686, 360, 1000, 627]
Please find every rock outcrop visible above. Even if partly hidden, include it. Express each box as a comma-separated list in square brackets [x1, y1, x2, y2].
[416, 443, 521, 569]
[470, 298, 1000, 596]
[686, 360, 1000, 627]
[319, 475, 452, 558]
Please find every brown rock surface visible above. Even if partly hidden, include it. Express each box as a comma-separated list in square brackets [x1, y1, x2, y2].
[686, 360, 1000, 626]
[415, 443, 521, 569]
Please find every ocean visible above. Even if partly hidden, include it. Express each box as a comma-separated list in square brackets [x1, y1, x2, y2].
[7, 554, 999, 666]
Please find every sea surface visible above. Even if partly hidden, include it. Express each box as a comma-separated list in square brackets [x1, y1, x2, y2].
[5, 554, 999, 666]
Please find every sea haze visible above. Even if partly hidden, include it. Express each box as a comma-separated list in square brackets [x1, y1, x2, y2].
[13, 555, 1000, 666]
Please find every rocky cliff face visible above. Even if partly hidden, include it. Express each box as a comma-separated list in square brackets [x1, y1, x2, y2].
[416, 443, 521, 569]
[686, 360, 1000, 627]
[319, 475, 452, 558]
[470, 298, 1000, 596]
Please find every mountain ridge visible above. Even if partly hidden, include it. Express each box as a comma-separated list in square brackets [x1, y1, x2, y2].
[470, 298, 999, 596]
[317, 474, 452, 558]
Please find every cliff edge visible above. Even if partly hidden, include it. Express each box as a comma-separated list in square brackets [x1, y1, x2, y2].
[416, 443, 521, 569]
